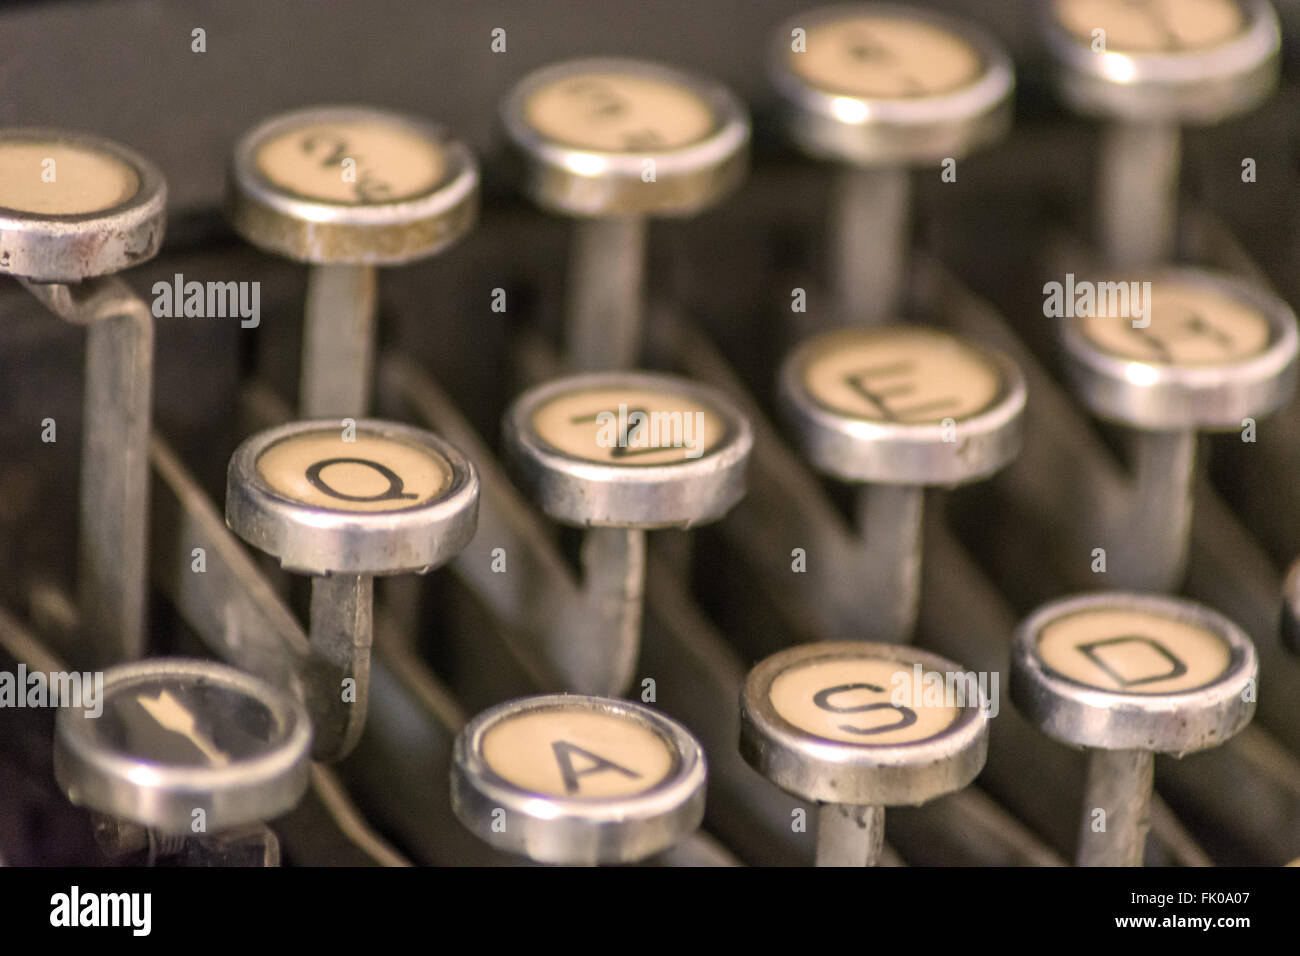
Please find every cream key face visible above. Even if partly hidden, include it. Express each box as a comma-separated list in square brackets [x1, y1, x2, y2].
[254, 117, 447, 205]
[256, 430, 454, 513]
[1036, 606, 1233, 694]
[789, 14, 984, 99]
[769, 655, 963, 746]
[799, 327, 1004, 424]
[1076, 280, 1271, 366]
[480, 705, 677, 798]
[530, 386, 729, 466]
[523, 72, 717, 152]
[1052, 0, 1245, 53]
[0, 139, 139, 215]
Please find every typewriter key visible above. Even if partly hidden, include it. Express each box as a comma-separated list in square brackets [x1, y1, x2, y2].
[451, 694, 706, 864]
[1043, 0, 1280, 265]
[54, 658, 311, 837]
[1011, 592, 1257, 866]
[503, 371, 751, 694]
[740, 642, 989, 867]
[227, 106, 478, 416]
[1059, 268, 1297, 588]
[0, 128, 166, 281]
[779, 324, 1025, 641]
[501, 58, 749, 370]
[504, 371, 751, 529]
[0, 128, 167, 665]
[225, 419, 478, 755]
[769, 4, 1013, 322]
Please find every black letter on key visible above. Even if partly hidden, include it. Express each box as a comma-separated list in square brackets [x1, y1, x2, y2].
[305, 457, 419, 503]
[1075, 635, 1188, 687]
[551, 741, 643, 795]
[813, 682, 918, 735]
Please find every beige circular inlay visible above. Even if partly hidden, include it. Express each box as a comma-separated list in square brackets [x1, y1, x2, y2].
[523, 73, 716, 152]
[770, 658, 962, 746]
[1077, 280, 1270, 365]
[531, 387, 727, 466]
[1052, 0, 1244, 53]
[1037, 607, 1233, 694]
[255, 119, 446, 205]
[256, 432, 452, 513]
[788, 15, 983, 98]
[0, 141, 139, 215]
[801, 327, 1003, 423]
[481, 708, 675, 798]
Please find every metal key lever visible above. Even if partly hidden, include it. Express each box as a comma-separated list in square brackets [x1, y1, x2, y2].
[500, 57, 749, 371]
[384, 355, 751, 697]
[777, 323, 1026, 643]
[1011, 592, 1258, 867]
[382, 356, 641, 694]
[220, 418, 476, 760]
[151, 434, 354, 760]
[918, 516, 1211, 866]
[1042, 0, 1280, 268]
[226, 105, 478, 419]
[1054, 266, 1296, 591]
[0, 128, 167, 666]
[769, 4, 1013, 324]
[670, 315, 1023, 646]
[19, 278, 153, 666]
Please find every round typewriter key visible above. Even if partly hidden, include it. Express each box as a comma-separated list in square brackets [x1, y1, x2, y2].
[1043, 0, 1279, 265]
[503, 371, 749, 694]
[781, 325, 1025, 484]
[769, 5, 1013, 321]
[504, 371, 752, 529]
[778, 325, 1025, 642]
[451, 694, 707, 864]
[0, 128, 167, 666]
[1011, 592, 1257, 866]
[1059, 269, 1296, 589]
[227, 419, 478, 577]
[226, 419, 478, 757]
[227, 106, 478, 417]
[54, 658, 311, 835]
[228, 105, 476, 266]
[740, 642, 989, 866]
[0, 128, 166, 282]
[1060, 269, 1297, 430]
[502, 58, 749, 369]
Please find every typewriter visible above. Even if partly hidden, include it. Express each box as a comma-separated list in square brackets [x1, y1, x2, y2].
[2, 0, 1300, 871]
